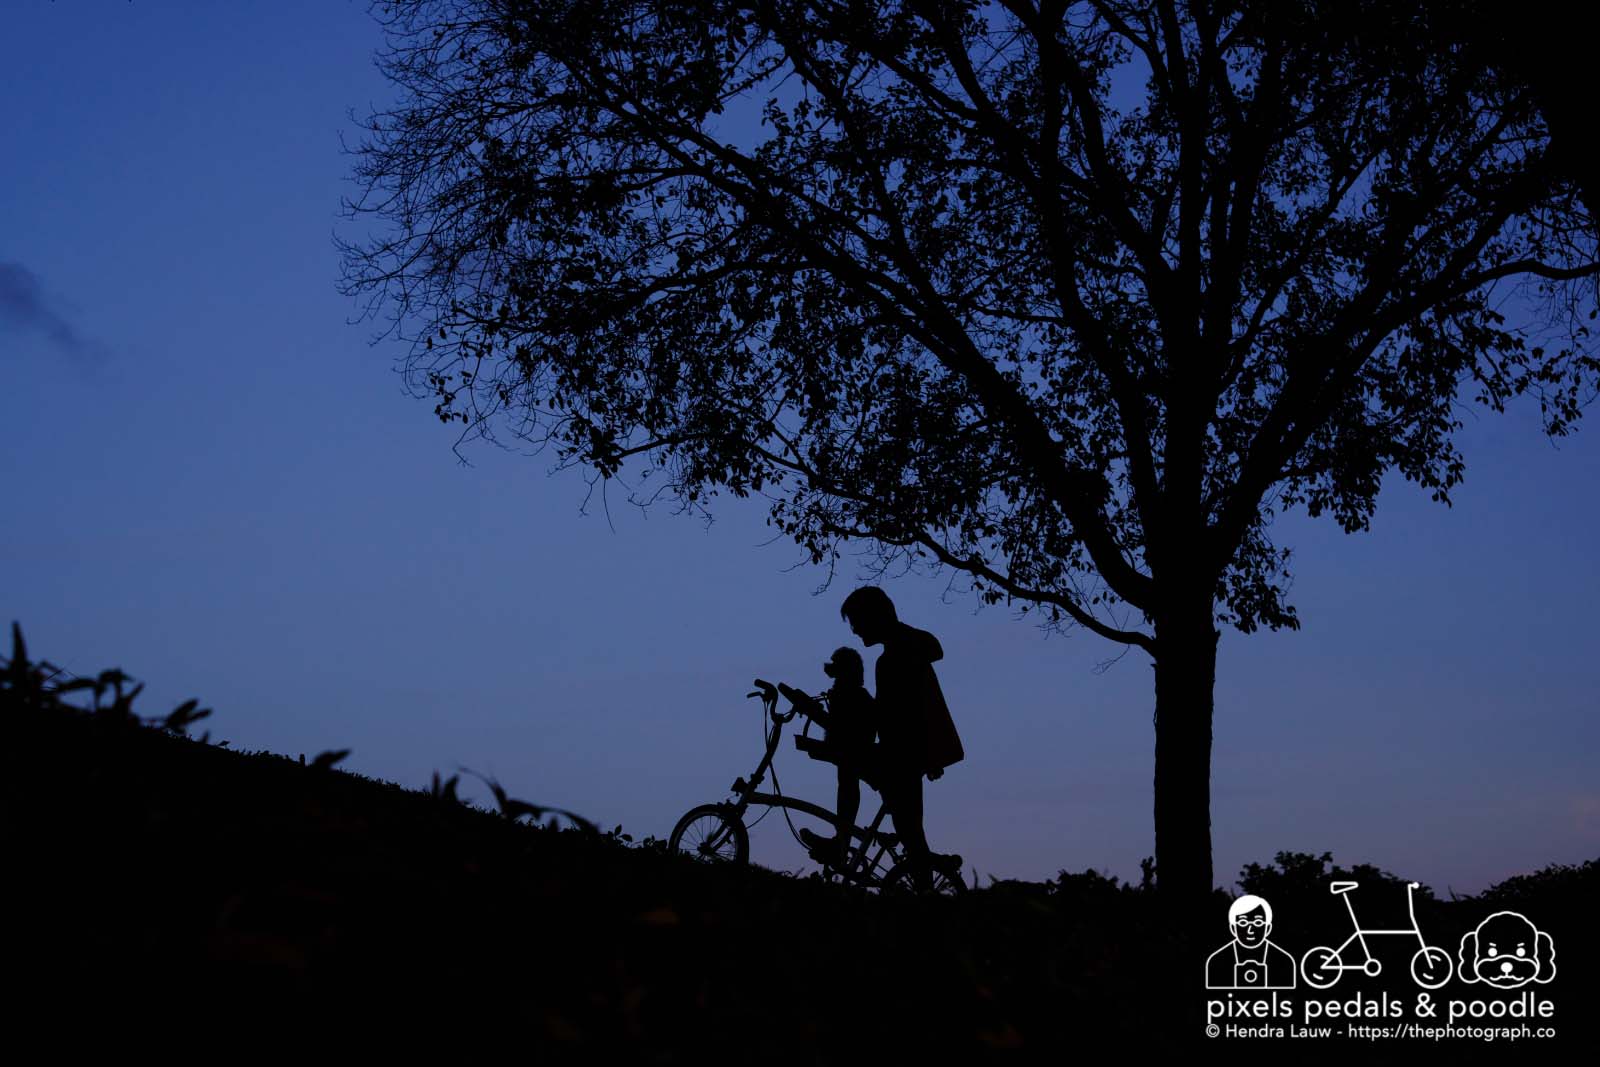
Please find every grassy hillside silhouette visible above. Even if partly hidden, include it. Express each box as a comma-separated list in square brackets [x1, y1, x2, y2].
[4, 624, 1591, 1060]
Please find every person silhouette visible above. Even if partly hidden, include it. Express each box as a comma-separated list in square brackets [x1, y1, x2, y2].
[838, 586, 964, 883]
[795, 646, 878, 868]
[1205, 895, 1297, 989]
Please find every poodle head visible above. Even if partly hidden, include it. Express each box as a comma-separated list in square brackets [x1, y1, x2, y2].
[1457, 911, 1555, 989]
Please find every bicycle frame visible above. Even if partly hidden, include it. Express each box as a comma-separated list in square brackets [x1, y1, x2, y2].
[714, 684, 903, 884]
[1330, 881, 1429, 966]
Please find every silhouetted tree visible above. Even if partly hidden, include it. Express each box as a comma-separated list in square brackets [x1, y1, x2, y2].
[1468, 3, 1600, 227]
[340, 0, 1600, 902]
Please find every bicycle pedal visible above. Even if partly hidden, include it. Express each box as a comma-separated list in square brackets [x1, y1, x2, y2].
[799, 828, 847, 867]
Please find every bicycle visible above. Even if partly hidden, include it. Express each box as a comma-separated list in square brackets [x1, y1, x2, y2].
[668, 679, 966, 895]
[1299, 880, 1453, 989]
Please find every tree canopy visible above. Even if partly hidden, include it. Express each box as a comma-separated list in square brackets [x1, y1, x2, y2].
[341, 0, 1600, 897]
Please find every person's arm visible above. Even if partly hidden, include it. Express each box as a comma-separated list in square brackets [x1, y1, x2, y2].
[807, 699, 833, 731]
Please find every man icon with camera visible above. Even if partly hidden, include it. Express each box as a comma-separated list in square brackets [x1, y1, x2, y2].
[1205, 895, 1297, 989]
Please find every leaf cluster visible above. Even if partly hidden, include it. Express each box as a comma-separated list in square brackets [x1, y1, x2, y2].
[3, 621, 215, 738]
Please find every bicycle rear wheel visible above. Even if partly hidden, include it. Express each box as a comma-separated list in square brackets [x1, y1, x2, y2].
[668, 804, 750, 865]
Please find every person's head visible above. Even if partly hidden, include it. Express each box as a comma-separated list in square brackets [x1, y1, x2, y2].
[1227, 895, 1273, 948]
[840, 586, 896, 646]
[822, 646, 864, 687]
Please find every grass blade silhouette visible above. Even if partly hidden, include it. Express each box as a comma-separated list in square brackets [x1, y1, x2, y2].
[162, 699, 212, 735]
[430, 770, 461, 804]
[310, 749, 351, 771]
[459, 767, 595, 832]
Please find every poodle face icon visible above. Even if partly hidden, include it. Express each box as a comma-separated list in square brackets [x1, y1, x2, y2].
[1205, 894, 1297, 989]
[1458, 911, 1556, 990]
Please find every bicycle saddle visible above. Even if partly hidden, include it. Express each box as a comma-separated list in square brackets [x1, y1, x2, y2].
[1330, 880, 1359, 894]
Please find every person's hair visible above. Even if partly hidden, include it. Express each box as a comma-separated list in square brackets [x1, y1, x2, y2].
[1228, 894, 1273, 927]
[826, 646, 864, 684]
[840, 586, 896, 625]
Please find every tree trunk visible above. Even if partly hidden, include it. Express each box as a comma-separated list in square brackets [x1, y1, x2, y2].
[1152, 603, 1219, 905]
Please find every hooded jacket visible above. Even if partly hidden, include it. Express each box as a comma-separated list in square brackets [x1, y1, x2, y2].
[873, 621, 965, 778]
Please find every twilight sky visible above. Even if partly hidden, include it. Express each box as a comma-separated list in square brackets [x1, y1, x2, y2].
[3, 1, 1596, 896]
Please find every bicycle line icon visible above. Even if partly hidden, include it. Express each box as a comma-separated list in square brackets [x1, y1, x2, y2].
[1300, 879, 1453, 989]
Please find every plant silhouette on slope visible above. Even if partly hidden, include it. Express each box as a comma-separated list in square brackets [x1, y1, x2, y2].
[2, 620, 593, 832]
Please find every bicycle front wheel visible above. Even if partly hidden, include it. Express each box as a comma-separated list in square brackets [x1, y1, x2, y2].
[668, 804, 750, 865]
[1411, 945, 1452, 989]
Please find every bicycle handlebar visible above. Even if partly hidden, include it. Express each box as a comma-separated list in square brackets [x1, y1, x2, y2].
[778, 681, 828, 721]
[749, 678, 801, 725]
[748, 678, 829, 729]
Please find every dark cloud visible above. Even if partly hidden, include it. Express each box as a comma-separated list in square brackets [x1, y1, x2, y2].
[0, 261, 102, 360]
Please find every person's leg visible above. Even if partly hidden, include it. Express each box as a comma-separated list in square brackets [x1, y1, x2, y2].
[802, 767, 863, 867]
[834, 768, 860, 858]
[884, 769, 930, 867]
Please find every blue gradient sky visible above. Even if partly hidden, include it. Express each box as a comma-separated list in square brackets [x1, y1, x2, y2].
[4, 2, 1596, 895]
